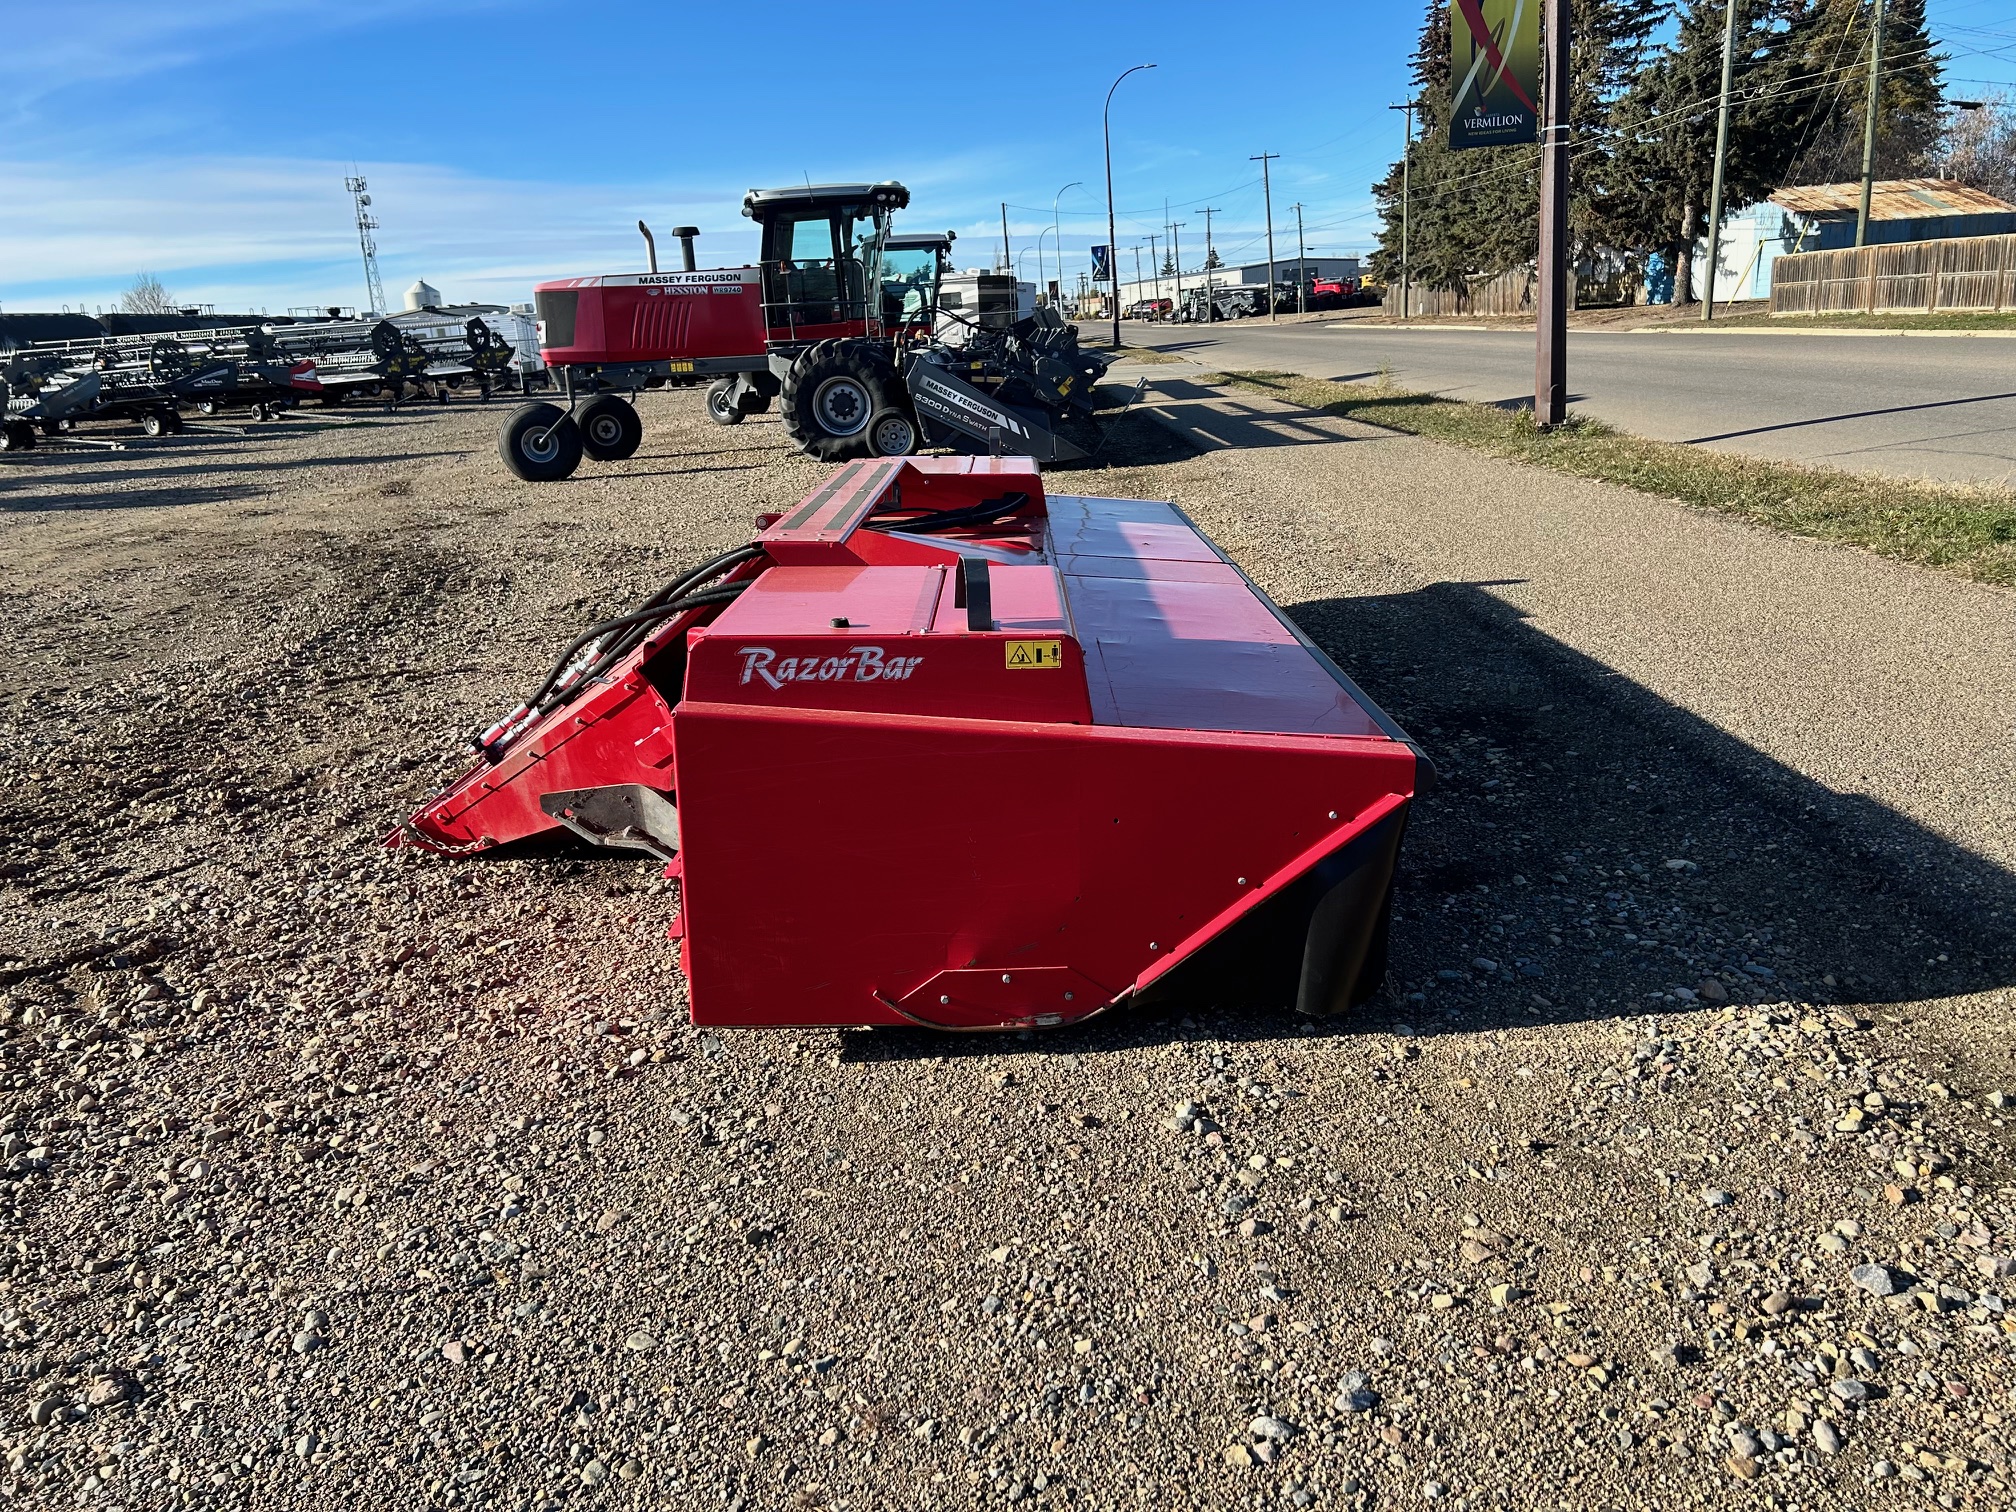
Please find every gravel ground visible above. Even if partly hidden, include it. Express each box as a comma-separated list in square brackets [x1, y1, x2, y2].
[1, 390, 2013, 1512]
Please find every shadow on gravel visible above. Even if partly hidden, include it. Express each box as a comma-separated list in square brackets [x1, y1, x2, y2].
[843, 579, 2016, 1065]
[10, 450, 440, 489]
[0, 481, 270, 513]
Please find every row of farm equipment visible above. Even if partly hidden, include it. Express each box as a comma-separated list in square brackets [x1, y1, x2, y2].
[0, 305, 543, 452]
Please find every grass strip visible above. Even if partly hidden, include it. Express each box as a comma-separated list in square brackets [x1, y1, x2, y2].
[1215, 369, 2016, 587]
[1695, 310, 2016, 333]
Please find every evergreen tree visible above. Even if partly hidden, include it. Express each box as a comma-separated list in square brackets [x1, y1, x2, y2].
[1609, 1, 1829, 303]
[1779, 0, 1946, 186]
[1369, 1, 1659, 294]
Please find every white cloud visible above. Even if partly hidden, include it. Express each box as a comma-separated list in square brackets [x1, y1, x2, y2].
[0, 154, 764, 313]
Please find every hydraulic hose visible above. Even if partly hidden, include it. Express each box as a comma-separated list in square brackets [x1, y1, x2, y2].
[476, 544, 767, 760]
[868, 491, 1030, 536]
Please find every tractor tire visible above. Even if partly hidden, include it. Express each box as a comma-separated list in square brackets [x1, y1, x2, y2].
[866, 408, 917, 457]
[0, 422, 36, 452]
[780, 341, 901, 462]
[705, 380, 744, 426]
[497, 402, 583, 482]
[577, 394, 643, 460]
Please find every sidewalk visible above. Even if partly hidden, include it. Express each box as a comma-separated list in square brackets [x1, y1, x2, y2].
[1114, 367, 2016, 879]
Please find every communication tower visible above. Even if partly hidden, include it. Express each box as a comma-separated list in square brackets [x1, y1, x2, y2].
[344, 174, 387, 317]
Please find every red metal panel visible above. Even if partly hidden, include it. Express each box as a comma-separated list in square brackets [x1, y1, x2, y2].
[671, 703, 1415, 1028]
[686, 568, 1095, 726]
[536, 270, 766, 365]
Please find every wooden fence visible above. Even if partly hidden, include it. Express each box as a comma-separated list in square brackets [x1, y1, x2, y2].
[1382, 266, 1579, 318]
[1770, 233, 2016, 315]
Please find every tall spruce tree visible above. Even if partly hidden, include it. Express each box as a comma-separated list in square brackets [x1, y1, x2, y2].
[1779, 0, 1946, 186]
[1369, 1, 1658, 295]
[1610, 1, 1826, 303]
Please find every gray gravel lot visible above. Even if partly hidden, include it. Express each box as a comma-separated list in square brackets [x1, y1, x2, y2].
[1, 391, 2013, 1512]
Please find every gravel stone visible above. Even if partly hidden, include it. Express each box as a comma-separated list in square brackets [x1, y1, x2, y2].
[3, 385, 2011, 1511]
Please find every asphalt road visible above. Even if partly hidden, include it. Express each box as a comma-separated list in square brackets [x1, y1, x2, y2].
[1132, 320, 2016, 486]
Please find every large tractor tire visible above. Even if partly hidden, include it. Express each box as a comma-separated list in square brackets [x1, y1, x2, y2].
[780, 340, 904, 462]
[497, 402, 583, 482]
[704, 380, 744, 426]
[576, 394, 643, 461]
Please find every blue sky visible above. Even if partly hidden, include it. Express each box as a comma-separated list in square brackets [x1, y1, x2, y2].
[3, 0, 2013, 316]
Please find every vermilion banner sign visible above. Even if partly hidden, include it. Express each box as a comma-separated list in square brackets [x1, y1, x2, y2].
[1450, 0, 1539, 148]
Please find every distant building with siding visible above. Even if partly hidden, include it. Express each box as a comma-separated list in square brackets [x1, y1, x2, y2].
[1690, 179, 2016, 304]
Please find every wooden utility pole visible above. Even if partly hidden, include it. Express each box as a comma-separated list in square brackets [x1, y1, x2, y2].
[1201, 207, 1220, 323]
[1703, 0, 1740, 320]
[1000, 202, 1011, 274]
[1147, 232, 1162, 308]
[1387, 103, 1416, 319]
[1856, 0, 1889, 248]
[1252, 152, 1280, 321]
[1292, 202, 1307, 317]
[1534, 0, 1571, 426]
[1169, 221, 1185, 311]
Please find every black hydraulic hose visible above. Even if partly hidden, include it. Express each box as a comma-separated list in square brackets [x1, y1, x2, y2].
[582, 541, 768, 673]
[868, 491, 1030, 536]
[520, 582, 746, 718]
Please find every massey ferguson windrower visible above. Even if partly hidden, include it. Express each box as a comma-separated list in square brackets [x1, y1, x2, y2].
[496, 181, 1112, 481]
[396, 459, 1429, 1030]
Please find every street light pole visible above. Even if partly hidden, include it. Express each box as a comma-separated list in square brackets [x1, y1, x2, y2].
[1251, 152, 1279, 320]
[1049, 181, 1081, 310]
[1292, 202, 1307, 316]
[1856, 0, 1889, 249]
[1387, 102, 1416, 319]
[1702, 0, 1739, 321]
[1104, 62, 1157, 348]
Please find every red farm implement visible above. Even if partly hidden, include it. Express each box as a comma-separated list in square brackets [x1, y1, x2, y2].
[395, 459, 1430, 1031]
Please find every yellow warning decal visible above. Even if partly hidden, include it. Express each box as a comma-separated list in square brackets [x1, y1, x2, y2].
[1005, 639, 1064, 670]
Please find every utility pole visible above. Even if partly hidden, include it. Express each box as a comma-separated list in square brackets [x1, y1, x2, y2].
[1292, 202, 1307, 316]
[1387, 103, 1416, 319]
[1703, 0, 1740, 321]
[1132, 245, 1144, 314]
[1201, 207, 1219, 323]
[1000, 202, 1011, 274]
[1147, 232, 1161, 308]
[1534, 0, 1571, 427]
[1251, 151, 1280, 321]
[1169, 221, 1185, 311]
[1856, 0, 1889, 248]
